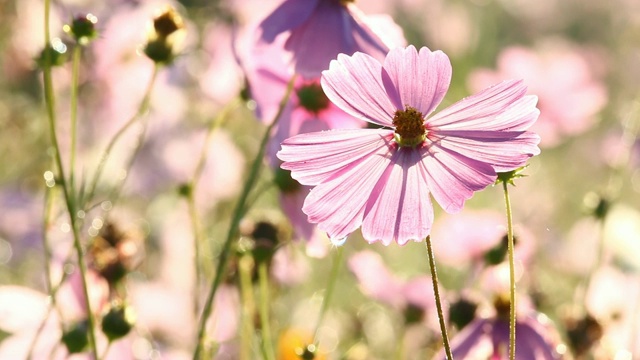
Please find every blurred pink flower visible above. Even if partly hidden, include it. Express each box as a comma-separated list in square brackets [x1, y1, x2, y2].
[348, 250, 442, 331]
[431, 210, 505, 265]
[437, 313, 563, 359]
[256, 0, 400, 78]
[469, 43, 608, 147]
[278, 45, 540, 245]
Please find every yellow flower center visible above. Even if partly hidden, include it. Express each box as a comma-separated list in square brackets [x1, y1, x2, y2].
[392, 106, 426, 148]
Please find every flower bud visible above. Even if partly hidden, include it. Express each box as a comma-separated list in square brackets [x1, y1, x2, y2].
[61, 320, 89, 354]
[565, 314, 603, 356]
[63, 13, 98, 45]
[143, 6, 185, 64]
[250, 221, 280, 265]
[448, 296, 478, 330]
[101, 302, 135, 341]
[36, 39, 68, 68]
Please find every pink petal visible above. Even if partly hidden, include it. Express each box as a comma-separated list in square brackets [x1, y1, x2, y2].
[258, 0, 319, 43]
[382, 46, 452, 115]
[435, 130, 540, 172]
[348, 250, 405, 308]
[321, 52, 397, 127]
[362, 147, 434, 245]
[419, 144, 496, 213]
[302, 142, 393, 241]
[278, 128, 394, 185]
[285, 0, 388, 77]
[427, 80, 530, 130]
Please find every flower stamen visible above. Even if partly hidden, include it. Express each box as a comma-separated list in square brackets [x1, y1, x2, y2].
[393, 106, 426, 147]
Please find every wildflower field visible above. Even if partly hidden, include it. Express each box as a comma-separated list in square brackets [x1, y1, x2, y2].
[1, 0, 639, 359]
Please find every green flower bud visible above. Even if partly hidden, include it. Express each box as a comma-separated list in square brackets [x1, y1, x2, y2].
[64, 14, 98, 45]
[101, 303, 135, 341]
[61, 320, 89, 354]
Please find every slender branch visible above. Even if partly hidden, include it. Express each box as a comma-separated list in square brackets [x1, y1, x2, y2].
[69, 45, 81, 193]
[502, 181, 516, 360]
[313, 246, 344, 343]
[83, 65, 159, 208]
[186, 99, 241, 314]
[42, 0, 98, 358]
[238, 255, 256, 360]
[258, 262, 276, 360]
[193, 75, 297, 360]
[426, 235, 453, 360]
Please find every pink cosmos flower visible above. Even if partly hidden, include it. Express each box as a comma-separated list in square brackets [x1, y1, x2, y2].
[438, 313, 564, 359]
[468, 43, 607, 147]
[257, 0, 396, 78]
[277, 45, 540, 245]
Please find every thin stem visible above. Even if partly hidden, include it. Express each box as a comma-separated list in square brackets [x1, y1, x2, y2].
[83, 65, 159, 208]
[26, 185, 57, 360]
[425, 235, 453, 360]
[42, 0, 99, 358]
[69, 45, 82, 193]
[313, 246, 344, 343]
[186, 99, 241, 315]
[193, 75, 296, 360]
[238, 255, 257, 360]
[502, 181, 516, 360]
[98, 342, 112, 360]
[258, 262, 276, 360]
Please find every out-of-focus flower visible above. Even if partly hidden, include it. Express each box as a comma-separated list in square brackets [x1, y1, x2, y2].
[278, 328, 327, 360]
[278, 45, 540, 245]
[583, 266, 640, 357]
[438, 313, 564, 359]
[431, 210, 505, 265]
[469, 42, 607, 147]
[437, 296, 564, 359]
[244, 36, 363, 252]
[256, 0, 403, 78]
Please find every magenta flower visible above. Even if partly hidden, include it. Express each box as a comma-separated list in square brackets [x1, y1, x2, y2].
[438, 314, 564, 359]
[277, 45, 540, 245]
[257, 0, 395, 78]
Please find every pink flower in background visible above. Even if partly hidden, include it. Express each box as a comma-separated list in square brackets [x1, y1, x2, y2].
[348, 250, 442, 331]
[439, 313, 563, 359]
[278, 45, 540, 245]
[469, 43, 607, 147]
[257, 0, 397, 78]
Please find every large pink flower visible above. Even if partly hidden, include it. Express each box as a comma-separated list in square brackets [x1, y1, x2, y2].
[277, 45, 540, 245]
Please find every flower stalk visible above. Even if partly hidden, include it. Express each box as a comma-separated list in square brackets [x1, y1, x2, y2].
[193, 75, 296, 360]
[313, 245, 344, 344]
[501, 179, 517, 360]
[426, 235, 453, 360]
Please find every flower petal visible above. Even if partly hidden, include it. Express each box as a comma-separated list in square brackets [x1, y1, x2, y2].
[419, 144, 496, 213]
[302, 143, 393, 241]
[286, 1, 389, 77]
[362, 147, 433, 245]
[278, 128, 394, 185]
[321, 52, 397, 127]
[382, 46, 452, 115]
[258, 0, 319, 43]
[427, 79, 531, 130]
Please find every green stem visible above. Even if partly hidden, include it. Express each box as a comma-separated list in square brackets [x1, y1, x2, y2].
[238, 255, 256, 360]
[313, 246, 344, 343]
[186, 99, 241, 315]
[192, 75, 296, 360]
[258, 262, 276, 360]
[83, 65, 159, 208]
[425, 235, 453, 360]
[69, 45, 81, 193]
[42, 0, 98, 358]
[502, 181, 516, 360]
[98, 341, 112, 360]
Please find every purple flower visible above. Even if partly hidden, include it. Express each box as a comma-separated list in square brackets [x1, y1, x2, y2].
[257, 0, 397, 78]
[438, 314, 564, 359]
[277, 45, 540, 245]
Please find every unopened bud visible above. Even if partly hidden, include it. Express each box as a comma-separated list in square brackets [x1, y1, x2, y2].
[101, 302, 135, 341]
[63, 13, 98, 45]
[61, 320, 89, 354]
[143, 6, 185, 64]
